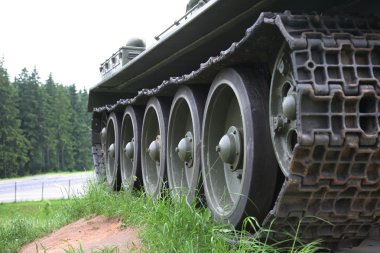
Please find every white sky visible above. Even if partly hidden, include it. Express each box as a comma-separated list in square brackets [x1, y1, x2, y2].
[0, 0, 189, 90]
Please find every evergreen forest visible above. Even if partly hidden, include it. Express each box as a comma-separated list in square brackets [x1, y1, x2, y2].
[0, 60, 92, 178]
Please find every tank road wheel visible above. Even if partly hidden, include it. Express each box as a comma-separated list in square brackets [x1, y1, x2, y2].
[105, 112, 122, 190]
[120, 106, 144, 191]
[141, 97, 170, 198]
[202, 68, 277, 227]
[167, 86, 205, 203]
[270, 45, 296, 176]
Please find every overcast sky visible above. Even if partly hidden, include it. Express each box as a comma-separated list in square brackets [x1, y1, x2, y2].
[0, 0, 189, 90]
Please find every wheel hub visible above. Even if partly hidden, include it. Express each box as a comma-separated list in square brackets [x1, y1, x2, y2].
[282, 93, 296, 120]
[108, 143, 115, 158]
[124, 138, 134, 160]
[175, 131, 193, 167]
[147, 135, 160, 163]
[215, 126, 241, 171]
[101, 127, 107, 143]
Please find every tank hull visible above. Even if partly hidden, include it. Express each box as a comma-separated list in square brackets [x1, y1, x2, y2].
[89, 0, 380, 248]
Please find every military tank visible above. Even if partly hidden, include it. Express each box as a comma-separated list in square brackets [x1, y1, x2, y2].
[89, 0, 380, 248]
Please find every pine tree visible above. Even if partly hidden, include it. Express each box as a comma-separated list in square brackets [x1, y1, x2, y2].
[54, 85, 75, 170]
[0, 64, 92, 178]
[69, 85, 92, 170]
[14, 68, 46, 175]
[78, 88, 92, 169]
[0, 61, 29, 177]
[42, 74, 60, 171]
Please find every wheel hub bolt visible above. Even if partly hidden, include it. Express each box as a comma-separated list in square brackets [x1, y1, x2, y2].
[124, 139, 134, 160]
[176, 132, 193, 166]
[277, 58, 288, 75]
[108, 143, 115, 158]
[273, 115, 285, 131]
[282, 94, 296, 120]
[148, 138, 160, 162]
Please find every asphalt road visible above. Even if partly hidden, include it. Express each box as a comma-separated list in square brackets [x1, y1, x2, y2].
[0, 171, 95, 203]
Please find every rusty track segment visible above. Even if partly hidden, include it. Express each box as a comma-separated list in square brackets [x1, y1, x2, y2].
[92, 12, 380, 244]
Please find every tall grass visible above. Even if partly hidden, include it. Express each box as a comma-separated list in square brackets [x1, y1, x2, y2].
[0, 181, 327, 252]
[66, 182, 326, 252]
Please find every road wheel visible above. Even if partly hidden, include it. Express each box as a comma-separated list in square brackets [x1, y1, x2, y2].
[141, 97, 170, 198]
[167, 86, 205, 203]
[120, 106, 144, 191]
[202, 67, 277, 226]
[105, 112, 121, 190]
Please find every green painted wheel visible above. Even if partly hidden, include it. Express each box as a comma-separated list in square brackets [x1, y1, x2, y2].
[105, 112, 121, 190]
[141, 97, 170, 198]
[167, 86, 205, 203]
[269, 44, 297, 176]
[202, 68, 277, 226]
[120, 106, 144, 191]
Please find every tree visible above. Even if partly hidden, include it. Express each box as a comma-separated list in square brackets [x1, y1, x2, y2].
[42, 74, 59, 171]
[14, 67, 46, 175]
[0, 63, 92, 178]
[68, 85, 92, 170]
[54, 85, 75, 170]
[0, 61, 29, 177]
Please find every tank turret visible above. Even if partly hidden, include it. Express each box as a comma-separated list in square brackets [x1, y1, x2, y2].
[99, 38, 146, 80]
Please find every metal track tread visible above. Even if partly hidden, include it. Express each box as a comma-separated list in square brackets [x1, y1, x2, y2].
[265, 13, 380, 246]
[92, 143, 105, 180]
[92, 12, 380, 246]
[335, 236, 380, 253]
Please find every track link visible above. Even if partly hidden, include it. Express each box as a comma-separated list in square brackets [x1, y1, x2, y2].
[92, 143, 105, 180]
[92, 12, 380, 245]
[265, 13, 380, 245]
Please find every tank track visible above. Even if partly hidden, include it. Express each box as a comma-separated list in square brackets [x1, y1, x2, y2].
[93, 12, 380, 245]
[92, 143, 105, 180]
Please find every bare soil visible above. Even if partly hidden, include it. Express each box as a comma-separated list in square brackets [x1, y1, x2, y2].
[19, 215, 141, 253]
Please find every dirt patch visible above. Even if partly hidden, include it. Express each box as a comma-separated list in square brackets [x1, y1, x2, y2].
[20, 215, 141, 252]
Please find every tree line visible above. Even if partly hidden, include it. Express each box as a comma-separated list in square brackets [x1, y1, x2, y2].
[0, 60, 92, 178]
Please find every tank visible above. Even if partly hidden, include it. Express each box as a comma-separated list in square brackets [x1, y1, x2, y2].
[89, 0, 380, 249]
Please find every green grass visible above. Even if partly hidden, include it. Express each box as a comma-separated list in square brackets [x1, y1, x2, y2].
[0, 199, 76, 252]
[0, 181, 327, 253]
[64, 243, 120, 253]
[65, 182, 327, 252]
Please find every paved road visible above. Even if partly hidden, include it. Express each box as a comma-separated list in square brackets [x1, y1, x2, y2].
[0, 171, 95, 203]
